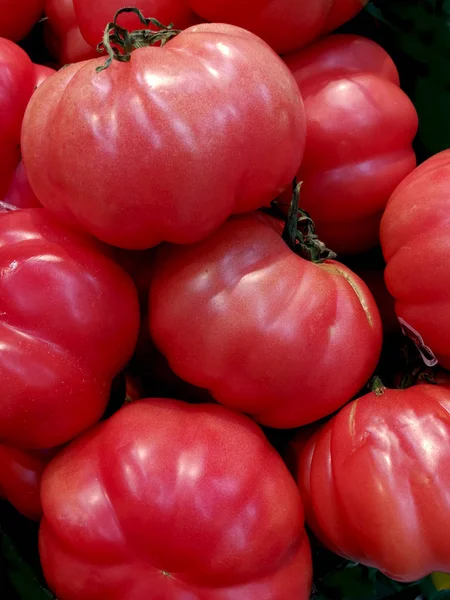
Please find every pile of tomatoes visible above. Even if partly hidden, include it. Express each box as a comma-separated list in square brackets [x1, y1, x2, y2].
[1, 1, 450, 599]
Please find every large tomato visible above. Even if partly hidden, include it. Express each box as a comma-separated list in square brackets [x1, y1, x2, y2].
[73, 0, 200, 49]
[0, 444, 56, 520]
[40, 399, 312, 600]
[0, 209, 139, 449]
[381, 150, 450, 369]
[291, 384, 450, 581]
[0, 38, 36, 199]
[0, 0, 44, 40]
[21, 22, 305, 250]
[45, 0, 98, 65]
[187, 0, 366, 54]
[149, 212, 382, 428]
[282, 34, 418, 255]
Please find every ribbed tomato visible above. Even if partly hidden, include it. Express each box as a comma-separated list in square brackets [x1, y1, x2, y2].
[381, 150, 450, 369]
[291, 384, 450, 581]
[282, 34, 418, 254]
[149, 212, 382, 428]
[40, 399, 312, 600]
[0, 209, 139, 449]
[22, 22, 305, 249]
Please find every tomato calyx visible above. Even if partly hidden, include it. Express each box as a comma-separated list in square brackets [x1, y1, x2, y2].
[273, 180, 337, 264]
[96, 7, 181, 73]
[369, 375, 386, 396]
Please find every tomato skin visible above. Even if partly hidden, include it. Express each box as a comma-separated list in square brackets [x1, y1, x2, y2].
[187, 0, 366, 54]
[21, 24, 305, 250]
[73, 0, 200, 49]
[381, 150, 450, 369]
[281, 35, 418, 255]
[291, 384, 450, 581]
[0, 38, 35, 199]
[39, 398, 312, 600]
[0, 53, 53, 210]
[44, 0, 98, 65]
[149, 212, 382, 428]
[353, 268, 399, 334]
[0, 209, 140, 449]
[0, 445, 57, 520]
[0, 0, 44, 40]
[1, 160, 42, 211]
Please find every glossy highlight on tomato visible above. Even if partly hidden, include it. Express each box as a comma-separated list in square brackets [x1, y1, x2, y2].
[0, 209, 140, 449]
[149, 212, 383, 428]
[291, 384, 450, 581]
[40, 399, 313, 600]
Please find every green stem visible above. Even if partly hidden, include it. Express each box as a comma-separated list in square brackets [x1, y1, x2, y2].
[278, 179, 337, 264]
[96, 7, 181, 73]
[369, 375, 386, 396]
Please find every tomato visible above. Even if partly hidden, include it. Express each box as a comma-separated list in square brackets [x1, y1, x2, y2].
[73, 0, 200, 49]
[44, 0, 99, 65]
[381, 150, 450, 369]
[291, 384, 450, 581]
[22, 22, 305, 250]
[187, 0, 366, 54]
[0, 445, 57, 520]
[0, 0, 44, 40]
[40, 399, 312, 600]
[0, 47, 54, 209]
[0, 209, 139, 449]
[0, 38, 35, 199]
[149, 212, 382, 428]
[281, 34, 418, 255]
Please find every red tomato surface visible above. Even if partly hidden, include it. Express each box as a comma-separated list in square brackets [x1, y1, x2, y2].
[149, 213, 383, 428]
[381, 150, 450, 369]
[0, 0, 44, 40]
[0, 209, 139, 449]
[0, 38, 35, 199]
[291, 384, 450, 581]
[1, 55, 53, 210]
[0, 445, 57, 520]
[1, 160, 42, 211]
[33, 62, 56, 86]
[22, 23, 305, 249]
[282, 34, 418, 255]
[74, 0, 200, 49]
[187, 0, 366, 54]
[353, 268, 399, 334]
[40, 399, 312, 600]
[44, 0, 98, 65]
